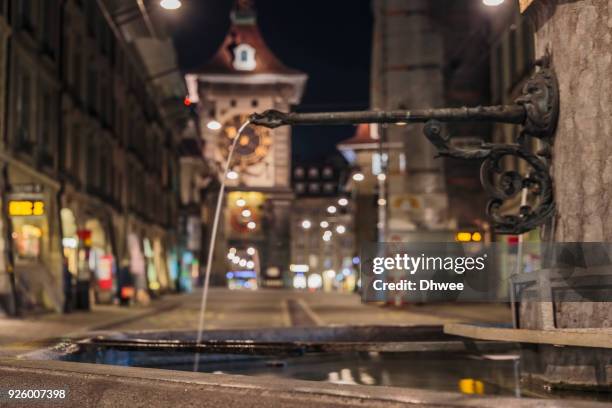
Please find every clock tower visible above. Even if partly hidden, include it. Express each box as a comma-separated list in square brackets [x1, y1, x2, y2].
[186, 0, 307, 287]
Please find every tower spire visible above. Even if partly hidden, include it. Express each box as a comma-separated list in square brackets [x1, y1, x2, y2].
[232, 0, 256, 25]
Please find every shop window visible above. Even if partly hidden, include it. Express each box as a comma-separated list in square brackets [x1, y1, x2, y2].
[13, 223, 42, 259]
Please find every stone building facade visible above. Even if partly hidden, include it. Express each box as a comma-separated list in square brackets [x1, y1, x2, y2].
[370, 0, 492, 243]
[289, 161, 356, 292]
[0, 0, 187, 314]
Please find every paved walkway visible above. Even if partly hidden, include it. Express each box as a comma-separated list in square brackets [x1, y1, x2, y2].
[0, 294, 182, 351]
[0, 288, 512, 350]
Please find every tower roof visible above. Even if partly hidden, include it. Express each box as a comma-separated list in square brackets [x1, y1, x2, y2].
[191, 3, 304, 78]
[338, 124, 378, 148]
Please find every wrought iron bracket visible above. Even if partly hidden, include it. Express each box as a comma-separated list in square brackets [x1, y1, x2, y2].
[250, 58, 559, 235]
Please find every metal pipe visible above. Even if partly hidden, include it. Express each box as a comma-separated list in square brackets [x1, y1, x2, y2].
[249, 105, 526, 129]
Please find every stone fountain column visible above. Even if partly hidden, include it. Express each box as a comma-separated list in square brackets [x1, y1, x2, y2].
[518, 0, 612, 390]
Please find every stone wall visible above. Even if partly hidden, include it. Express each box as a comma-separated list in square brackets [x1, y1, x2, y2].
[532, 0, 612, 242]
[520, 0, 612, 329]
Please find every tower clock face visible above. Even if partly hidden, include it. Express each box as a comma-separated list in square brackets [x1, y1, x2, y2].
[219, 113, 272, 167]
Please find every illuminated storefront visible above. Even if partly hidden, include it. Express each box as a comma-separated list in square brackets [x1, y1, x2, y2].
[84, 219, 115, 304]
[60, 209, 78, 278]
[128, 233, 148, 304]
[6, 181, 63, 312]
[143, 238, 160, 294]
[10, 200, 46, 263]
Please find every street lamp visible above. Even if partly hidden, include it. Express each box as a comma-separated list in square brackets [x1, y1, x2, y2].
[482, 0, 505, 6]
[206, 120, 221, 130]
[160, 0, 182, 10]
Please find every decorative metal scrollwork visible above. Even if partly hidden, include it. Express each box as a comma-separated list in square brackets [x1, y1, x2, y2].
[250, 55, 559, 235]
[423, 120, 554, 235]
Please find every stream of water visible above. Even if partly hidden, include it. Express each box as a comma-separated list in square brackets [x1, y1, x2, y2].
[193, 119, 252, 371]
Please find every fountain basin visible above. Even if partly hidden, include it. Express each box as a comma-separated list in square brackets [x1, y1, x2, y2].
[14, 325, 610, 404]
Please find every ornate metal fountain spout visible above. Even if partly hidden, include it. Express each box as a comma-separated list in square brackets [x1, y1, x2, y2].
[250, 57, 559, 235]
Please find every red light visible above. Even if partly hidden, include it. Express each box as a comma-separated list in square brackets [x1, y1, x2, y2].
[98, 279, 113, 291]
[183, 96, 191, 106]
[121, 286, 135, 299]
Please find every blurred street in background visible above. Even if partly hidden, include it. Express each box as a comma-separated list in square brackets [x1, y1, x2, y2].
[0, 289, 511, 348]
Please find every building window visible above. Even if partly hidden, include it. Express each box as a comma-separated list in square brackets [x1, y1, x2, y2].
[99, 147, 108, 194]
[70, 124, 80, 176]
[72, 40, 82, 97]
[494, 45, 504, 104]
[308, 183, 320, 194]
[85, 1, 95, 36]
[39, 90, 54, 164]
[232, 43, 256, 71]
[19, 0, 34, 32]
[521, 19, 535, 74]
[41, 0, 56, 57]
[87, 64, 97, 113]
[294, 167, 305, 179]
[16, 71, 32, 150]
[509, 26, 518, 87]
[87, 139, 97, 187]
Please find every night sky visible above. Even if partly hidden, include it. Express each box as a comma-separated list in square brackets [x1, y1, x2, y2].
[170, 0, 373, 162]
